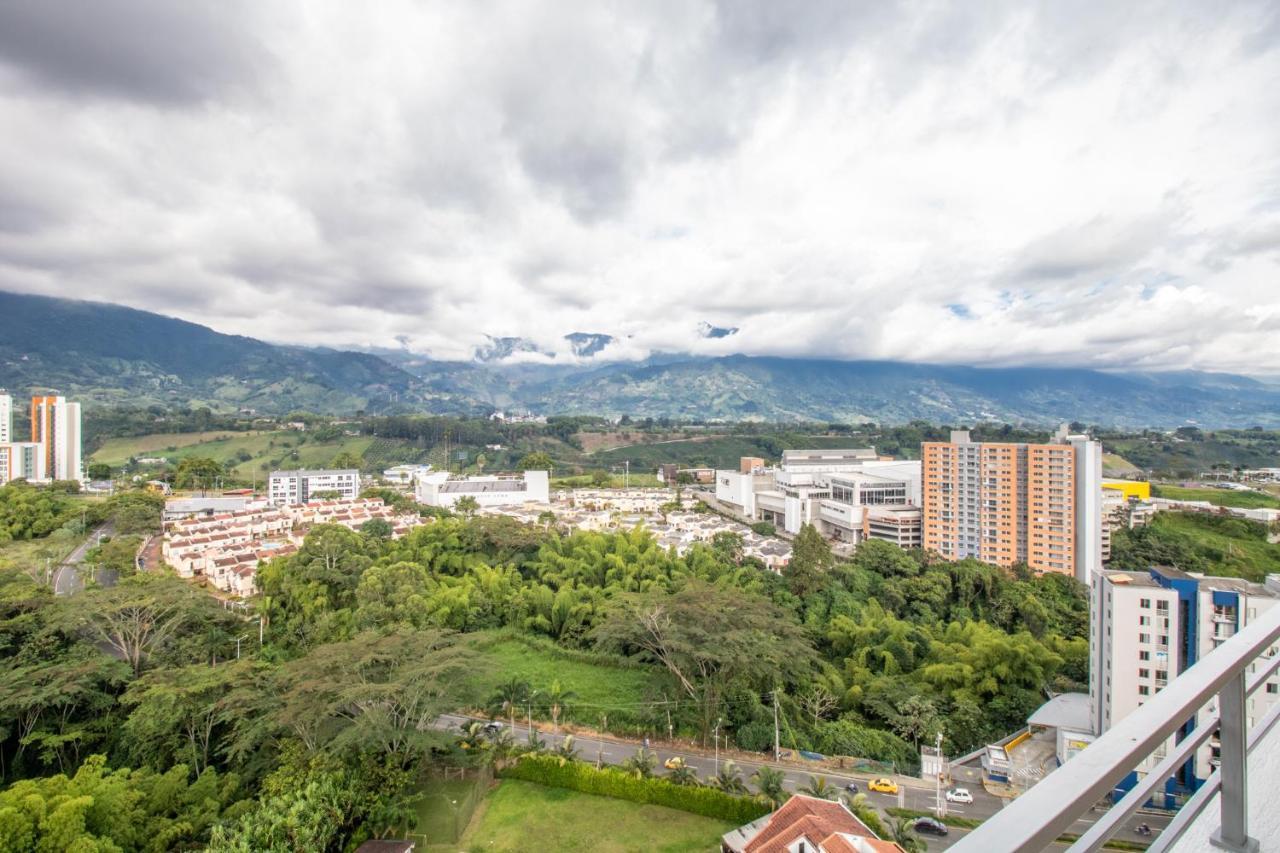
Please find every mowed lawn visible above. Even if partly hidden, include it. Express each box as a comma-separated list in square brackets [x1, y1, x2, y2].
[459, 780, 733, 852]
[1152, 484, 1280, 510]
[464, 633, 658, 728]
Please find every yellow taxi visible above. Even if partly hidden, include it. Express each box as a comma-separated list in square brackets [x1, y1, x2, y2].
[868, 777, 899, 794]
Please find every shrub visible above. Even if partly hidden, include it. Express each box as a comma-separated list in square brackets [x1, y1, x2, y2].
[814, 720, 915, 768]
[499, 754, 769, 824]
[735, 721, 774, 752]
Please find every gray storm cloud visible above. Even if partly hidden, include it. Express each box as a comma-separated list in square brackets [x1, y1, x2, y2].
[0, 0, 1277, 371]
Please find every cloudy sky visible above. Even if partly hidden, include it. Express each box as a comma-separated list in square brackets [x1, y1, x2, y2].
[1, 1, 1278, 372]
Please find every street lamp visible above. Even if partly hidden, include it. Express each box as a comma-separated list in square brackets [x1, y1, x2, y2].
[713, 717, 722, 776]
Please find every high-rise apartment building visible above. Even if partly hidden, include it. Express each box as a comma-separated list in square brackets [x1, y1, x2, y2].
[1090, 567, 1280, 793]
[30, 395, 83, 482]
[0, 392, 11, 443]
[921, 426, 1101, 581]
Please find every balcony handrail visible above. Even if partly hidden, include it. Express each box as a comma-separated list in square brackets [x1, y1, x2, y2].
[949, 603, 1280, 853]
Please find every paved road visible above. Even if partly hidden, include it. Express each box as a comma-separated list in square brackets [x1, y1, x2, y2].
[437, 714, 1170, 850]
[53, 521, 114, 595]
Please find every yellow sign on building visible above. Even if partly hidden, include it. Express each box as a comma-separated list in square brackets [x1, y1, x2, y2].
[1102, 479, 1151, 500]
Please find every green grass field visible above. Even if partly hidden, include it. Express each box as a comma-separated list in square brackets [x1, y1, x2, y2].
[1144, 513, 1280, 582]
[1152, 484, 1280, 510]
[464, 632, 659, 730]
[456, 780, 734, 853]
[90, 430, 429, 480]
[409, 776, 482, 846]
[1102, 453, 1140, 475]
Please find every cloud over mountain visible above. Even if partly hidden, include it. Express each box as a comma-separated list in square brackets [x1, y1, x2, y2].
[0, 1, 1277, 372]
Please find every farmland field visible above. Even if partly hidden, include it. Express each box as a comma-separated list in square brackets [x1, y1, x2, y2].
[1152, 484, 1280, 510]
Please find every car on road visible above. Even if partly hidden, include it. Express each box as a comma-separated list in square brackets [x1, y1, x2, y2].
[663, 756, 686, 770]
[913, 817, 949, 837]
[482, 721, 504, 735]
[844, 782, 859, 795]
[868, 778, 899, 794]
[945, 787, 974, 804]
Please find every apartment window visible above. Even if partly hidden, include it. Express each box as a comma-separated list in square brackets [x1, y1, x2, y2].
[1140, 598, 1151, 609]
[1139, 686, 1150, 696]
[1139, 651, 1150, 661]
[1158, 635, 1169, 646]
[1139, 668, 1150, 679]
[1139, 616, 1151, 626]
[1156, 601, 1169, 612]
[1267, 682, 1279, 695]
[1139, 633, 1151, 644]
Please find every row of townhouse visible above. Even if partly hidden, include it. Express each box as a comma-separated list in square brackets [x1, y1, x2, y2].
[163, 498, 423, 597]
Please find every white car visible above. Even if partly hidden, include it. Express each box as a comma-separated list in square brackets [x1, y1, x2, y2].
[945, 788, 974, 804]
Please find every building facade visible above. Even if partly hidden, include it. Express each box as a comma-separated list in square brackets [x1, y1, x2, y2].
[414, 470, 550, 510]
[921, 427, 1101, 581]
[30, 395, 83, 482]
[714, 451, 924, 547]
[267, 469, 361, 505]
[1090, 567, 1280, 794]
[0, 392, 10, 444]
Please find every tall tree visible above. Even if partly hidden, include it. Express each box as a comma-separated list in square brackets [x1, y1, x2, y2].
[786, 524, 833, 597]
[593, 580, 815, 741]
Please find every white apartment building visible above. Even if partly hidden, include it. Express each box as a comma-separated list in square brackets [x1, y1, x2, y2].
[1088, 567, 1280, 798]
[30, 395, 83, 482]
[268, 468, 361, 505]
[714, 450, 923, 546]
[0, 392, 10, 443]
[0, 442, 48, 485]
[415, 470, 550, 510]
[382, 464, 433, 486]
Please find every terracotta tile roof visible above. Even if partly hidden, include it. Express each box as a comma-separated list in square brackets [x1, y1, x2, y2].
[743, 796, 879, 853]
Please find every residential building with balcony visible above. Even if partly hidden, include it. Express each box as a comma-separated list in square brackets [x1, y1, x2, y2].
[414, 470, 550, 510]
[268, 468, 361, 505]
[921, 425, 1101, 581]
[1090, 567, 1280, 795]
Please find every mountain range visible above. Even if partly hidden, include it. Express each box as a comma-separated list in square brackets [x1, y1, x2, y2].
[2, 290, 1278, 427]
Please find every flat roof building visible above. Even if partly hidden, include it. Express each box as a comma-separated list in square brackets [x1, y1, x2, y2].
[268, 469, 360, 505]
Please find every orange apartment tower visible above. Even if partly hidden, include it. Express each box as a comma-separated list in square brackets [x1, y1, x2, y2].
[922, 429, 1099, 579]
[30, 395, 83, 482]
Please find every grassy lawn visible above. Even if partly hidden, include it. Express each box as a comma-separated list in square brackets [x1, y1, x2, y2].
[457, 780, 733, 853]
[90, 431, 274, 466]
[408, 776, 482, 846]
[1102, 452, 1140, 475]
[464, 633, 659, 731]
[1152, 484, 1280, 509]
[0, 536, 79, 577]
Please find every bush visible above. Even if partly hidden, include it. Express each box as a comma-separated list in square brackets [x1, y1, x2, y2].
[750, 522, 776, 537]
[500, 754, 769, 824]
[814, 720, 915, 768]
[735, 720, 774, 752]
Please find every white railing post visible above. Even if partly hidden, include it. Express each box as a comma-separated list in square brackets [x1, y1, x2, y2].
[1210, 670, 1258, 853]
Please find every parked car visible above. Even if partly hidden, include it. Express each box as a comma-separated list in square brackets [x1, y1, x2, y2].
[844, 782, 859, 795]
[914, 817, 949, 837]
[482, 721, 504, 735]
[868, 778, 899, 794]
[945, 787, 974, 804]
[663, 756, 686, 770]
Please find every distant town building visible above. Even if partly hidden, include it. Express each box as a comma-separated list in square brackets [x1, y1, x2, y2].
[0, 441, 45, 485]
[0, 392, 10, 444]
[30, 395, 83, 482]
[414, 470, 550, 510]
[715, 451, 924, 546]
[268, 469, 361, 505]
[381, 464, 433, 486]
[921, 426, 1102, 582]
[722, 793, 902, 852]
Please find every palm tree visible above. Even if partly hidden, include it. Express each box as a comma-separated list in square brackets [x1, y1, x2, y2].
[455, 495, 479, 517]
[798, 775, 837, 800]
[553, 734, 580, 765]
[545, 680, 577, 732]
[889, 817, 924, 853]
[488, 678, 531, 731]
[526, 730, 547, 753]
[621, 748, 656, 779]
[668, 763, 700, 786]
[710, 760, 748, 795]
[456, 720, 486, 753]
[751, 766, 788, 809]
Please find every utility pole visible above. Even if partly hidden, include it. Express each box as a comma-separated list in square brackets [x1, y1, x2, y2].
[624, 460, 630, 489]
[235, 634, 249, 660]
[664, 693, 673, 742]
[527, 690, 539, 744]
[935, 730, 945, 818]
[598, 714, 607, 769]
[773, 690, 781, 762]
[713, 717, 722, 776]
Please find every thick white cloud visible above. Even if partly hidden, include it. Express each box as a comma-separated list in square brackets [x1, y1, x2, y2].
[0, 0, 1277, 371]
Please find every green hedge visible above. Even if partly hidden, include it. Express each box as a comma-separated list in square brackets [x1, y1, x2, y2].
[500, 754, 770, 824]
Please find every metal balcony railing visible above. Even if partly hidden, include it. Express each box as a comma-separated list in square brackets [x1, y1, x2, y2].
[950, 603, 1280, 853]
